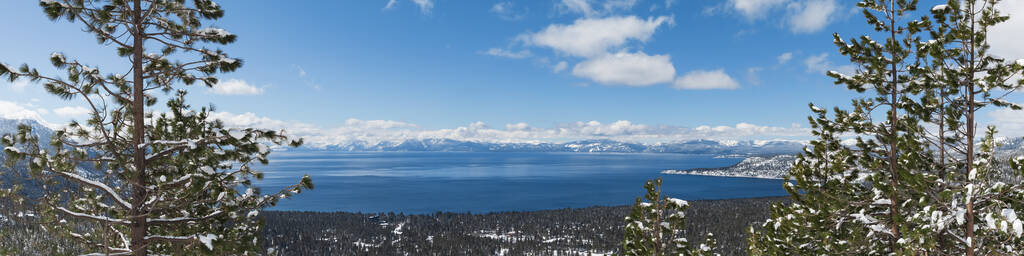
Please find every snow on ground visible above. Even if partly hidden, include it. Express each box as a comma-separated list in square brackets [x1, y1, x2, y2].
[392, 221, 405, 235]
[475, 229, 526, 243]
[662, 155, 794, 179]
[353, 240, 379, 249]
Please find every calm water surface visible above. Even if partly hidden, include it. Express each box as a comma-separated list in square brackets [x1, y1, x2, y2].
[255, 151, 787, 214]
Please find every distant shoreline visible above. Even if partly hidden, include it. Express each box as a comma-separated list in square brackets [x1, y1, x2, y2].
[660, 170, 787, 180]
[661, 154, 796, 180]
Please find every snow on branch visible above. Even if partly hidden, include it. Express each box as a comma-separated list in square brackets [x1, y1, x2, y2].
[56, 206, 129, 224]
[52, 170, 131, 209]
[147, 210, 222, 225]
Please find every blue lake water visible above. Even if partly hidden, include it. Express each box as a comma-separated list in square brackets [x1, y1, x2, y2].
[255, 151, 788, 214]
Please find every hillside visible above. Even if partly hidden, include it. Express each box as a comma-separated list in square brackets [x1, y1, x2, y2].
[662, 155, 795, 179]
[261, 197, 789, 256]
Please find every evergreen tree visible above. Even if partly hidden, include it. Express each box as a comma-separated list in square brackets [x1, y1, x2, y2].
[907, 0, 1024, 254]
[750, 0, 1024, 255]
[0, 0, 312, 255]
[749, 0, 936, 254]
[622, 178, 717, 256]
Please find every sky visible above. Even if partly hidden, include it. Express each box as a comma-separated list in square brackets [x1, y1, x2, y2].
[2, 0, 1024, 146]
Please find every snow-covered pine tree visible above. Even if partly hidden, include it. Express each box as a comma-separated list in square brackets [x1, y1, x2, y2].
[748, 0, 941, 254]
[750, 0, 1024, 255]
[0, 0, 313, 255]
[903, 0, 1024, 254]
[622, 178, 717, 256]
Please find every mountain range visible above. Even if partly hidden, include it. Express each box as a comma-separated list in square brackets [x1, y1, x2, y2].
[311, 138, 807, 155]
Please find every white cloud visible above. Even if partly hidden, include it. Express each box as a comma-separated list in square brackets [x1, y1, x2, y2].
[723, 0, 840, 34]
[561, 0, 595, 16]
[786, 0, 837, 34]
[491, 1, 526, 20]
[673, 69, 740, 90]
[212, 79, 264, 95]
[558, 0, 637, 17]
[0, 100, 57, 128]
[804, 53, 828, 73]
[384, 0, 431, 14]
[804, 52, 856, 76]
[208, 112, 811, 147]
[990, 1, 1024, 61]
[511, 15, 684, 88]
[522, 16, 673, 58]
[412, 0, 433, 14]
[572, 51, 676, 86]
[777, 52, 793, 64]
[602, 0, 638, 12]
[729, 0, 787, 19]
[553, 61, 569, 73]
[482, 48, 532, 59]
[53, 106, 90, 117]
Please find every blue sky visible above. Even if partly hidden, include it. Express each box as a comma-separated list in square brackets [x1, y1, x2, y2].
[2, 0, 1024, 146]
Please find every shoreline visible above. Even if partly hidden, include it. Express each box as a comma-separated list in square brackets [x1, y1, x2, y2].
[659, 169, 787, 180]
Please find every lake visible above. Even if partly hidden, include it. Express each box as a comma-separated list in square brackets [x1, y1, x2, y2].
[255, 151, 788, 214]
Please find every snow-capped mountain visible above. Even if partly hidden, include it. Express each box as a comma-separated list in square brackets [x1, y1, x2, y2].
[0, 118, 58, 198]
[0, 118, 54, 147]
[305, 138, 807, 155]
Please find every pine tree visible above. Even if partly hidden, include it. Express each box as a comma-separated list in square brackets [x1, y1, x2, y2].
[0, 1, 313, 255]
[622, 178, 717, 256]
[749, 0, 937, 254]
[749, 0, 1024, 255]
[906, 0, 1024, 254]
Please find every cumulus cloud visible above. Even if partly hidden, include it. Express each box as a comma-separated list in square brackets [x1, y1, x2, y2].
[516, 16, 679, 86]
[482, 48, 532, 59]
[211, 79, 264, 95]
[522, 16, 672, 58]
[53, 106, 90, 117]
[722, 0, 840, 34]
[673, 69, 740, 90]
[571, 51, 676, 86]
[728, 0, 787, 19]
[777, 52, 793, 64]
[206, 112, 811, 147]
[786, 0, 838, 34]
[384, 0, 398, 9]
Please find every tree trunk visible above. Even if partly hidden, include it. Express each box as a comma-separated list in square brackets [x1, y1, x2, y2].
[886, 1, 902, 252]
[129, 0, 149, 255]
[965, 2, 976, 254]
